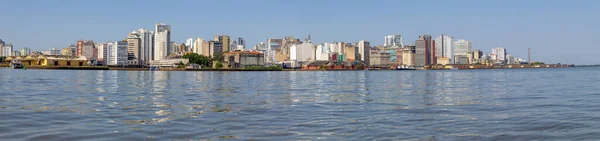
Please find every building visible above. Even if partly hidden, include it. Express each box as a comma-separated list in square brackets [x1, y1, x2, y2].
[154, 23, 171, 61]
[20, 48, 31, 56]
[369, 52, 391, 66]
[208, 41, 223, 58]
[506, 54, 515, 64]
[492, 47, 507, 62]
[343, 44, 356, 61]
[215, 35, 231, 53]
[148, 58, 189, 68]
[454, 39, 472, 56]
[290, 42, 315, 62]
[454, 55, 469, 64]
[2, 43, 13, 56]
[402, 45, 416, 66]
[415, 35, 433, 66]
[106, 41, 128, 66]
[127, 31, 141, 62]
[78, 40, 95, 60]
[193, 38, 205, 55]
[437, 57, 450, 65]
[96, 44, 106, 65]
[0, 39, 4, 57]
[223, 51, 265, 68]
[4, 55, 88, 66]
[185, 38, 194, 50]
[13, 51, 20, 56]
[472, 49, 483, 64]
[266, 38, 283, 62]
[61, 48, 73, 57]
[237, 37, 245, 49]
[435, 34, 455, 63]
[137, 28, 154, 65]
[357, 40, 370, 66]
[384, 34, 403, 47]
[315, 43, 332, 61]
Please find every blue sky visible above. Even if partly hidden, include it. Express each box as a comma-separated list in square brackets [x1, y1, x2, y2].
[0, 0, 598, 64]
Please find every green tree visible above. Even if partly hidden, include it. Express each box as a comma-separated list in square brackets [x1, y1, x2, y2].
[215, 62, 224, 69]
[182, 53, 212, 67]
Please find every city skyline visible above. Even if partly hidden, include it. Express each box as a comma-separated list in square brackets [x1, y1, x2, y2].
[0, 0, 598, 64]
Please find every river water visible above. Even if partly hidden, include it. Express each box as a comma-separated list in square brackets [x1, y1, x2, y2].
[0, 68, 599, 140]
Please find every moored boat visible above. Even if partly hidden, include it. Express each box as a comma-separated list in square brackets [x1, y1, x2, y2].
[10, 60, 23, 69]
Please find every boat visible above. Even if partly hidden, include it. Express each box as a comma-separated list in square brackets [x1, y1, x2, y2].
[149, 66, 158, 71]
[10, 60, 23, 69]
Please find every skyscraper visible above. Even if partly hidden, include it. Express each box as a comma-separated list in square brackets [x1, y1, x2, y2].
[2, 43, 13, 56]
[357, 40, 370, 66]
[237, 37, 245, 49]
[194, 38, 205, 55]
[384, 34, 403, 47]
[454, 39, 472, 56]
[215, 35, 231, 53]
[185, 38, 194, 50]
[435, 34, 455, 63]
[415, 35, 434, 66]
[492, 47, 507, 62]
[127, 31, 141, 61]
[154, 23, 171, 60]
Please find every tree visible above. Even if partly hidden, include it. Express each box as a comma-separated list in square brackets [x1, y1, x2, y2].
[182, 53, 212, 67]
[0, 56, 5, 62]
[215, 62, 224, 69]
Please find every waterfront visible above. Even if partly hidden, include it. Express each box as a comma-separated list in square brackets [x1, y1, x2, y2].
[1, 68, 600, 140]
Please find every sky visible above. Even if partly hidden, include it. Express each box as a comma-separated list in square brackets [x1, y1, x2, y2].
[0, 0, 599, 64]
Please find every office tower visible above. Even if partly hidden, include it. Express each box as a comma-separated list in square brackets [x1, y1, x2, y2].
[384, 34, 403, 47]
[415, 35, 434, 66]
[237, 37, 245, 49]
[194, 38, 205, 55]
[20, 48, 30, 56]
[454, 39, 472, 56]
[154, 23, 171, 60]
[215, 35, 231, 53]
[435, 34, 455, 63]
[357, 40, 370, 66]
[137, 28, 154, 64]
[492, 47, 507, 62]
[127, 31, 141, 61]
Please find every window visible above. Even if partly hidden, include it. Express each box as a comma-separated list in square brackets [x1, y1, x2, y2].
[54, 61, 58, 66]
[79, 62, 83, 66]
[67, 61, 71, 66]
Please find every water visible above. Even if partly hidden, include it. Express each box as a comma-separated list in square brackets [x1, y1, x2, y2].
[1, 68, 600, 140]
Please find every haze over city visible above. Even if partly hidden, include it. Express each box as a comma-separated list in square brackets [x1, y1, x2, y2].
[0, 0, 598, 64]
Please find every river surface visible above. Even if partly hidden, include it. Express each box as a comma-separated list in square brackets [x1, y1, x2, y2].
[1, 68, 600, 140]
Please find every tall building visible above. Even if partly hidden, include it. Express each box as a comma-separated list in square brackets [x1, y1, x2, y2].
[402, 45, 416, 66]
[78, 40, 95, 60]
[2, 43, 13, 56]
[415, 35, 434, 66]
[137, 28, 154, 64]
[20, 48, 31, 56]
[127, 31, 141, 61]
[266, 38, 282, 62]
[193, 38, 205, 55]
[215, 35, 231, 53]
[0, 39, 4, 57]
[435, 34, 455, 63]
[76, 40, 83, 56]
[454, 39, 472, 56]
[237, 37, 245, 49]
[492, 47, 507, 62]
[472, 49, 483, 64]
[107, 41, 128, 66]
[185, 38, 194, 50]
[208, 41, 223, 57]
[384, 34, 403, 47]
[96, 43, 106, 64]
[357, 40, 370, 66]
[290, 42, 315, 61]
[154, 23, 171, 60]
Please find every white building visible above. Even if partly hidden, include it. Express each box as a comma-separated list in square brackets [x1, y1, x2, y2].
[491, 47, 507, 62]
[435, 34, 455, 63]
[2, 43, 13, 56]
[384, 34, 403, 47]
[506, 54, 515, 64]
[316, 43, 332, 61]
[138, 28, 154, 64]
[290, 42, 315, 61]
[357, 40, 370, 65]
[97, 44, 106, 64]
[185, 38, 194, 49]
[154, 23, 170, 61]
[454, 39, 472, 56]
[107, 41, 128, 66]
[193, 38, 205, 55]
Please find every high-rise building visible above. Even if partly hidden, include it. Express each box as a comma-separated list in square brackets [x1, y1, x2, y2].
[208, 41, 223, 57]
[107, 41, 128, 66]
[20, 48, 30, 56]
[13, 51, 20, 56]
[154, 23, 171, 60]
[492, 47, 507, 62]
[76, 40, 83, 56]
[0, 39, 4, 57]
[402, 45, 416, 66]
[2, 43, 13, 56]
[77, 40, 95, 60]
[357, 40, 370, 66]
[215, 35, 231, 53]
[266, 38, 282, 62]
[96, 43, 106, 64]
[415, 35, 434, 66]
[193, 38, 205, 55]
[454, 39, 472, 56]
[185, 38, 194, 50]
[472, 49, 483, 64]
[137, 28, 154, 64]
[435, 34, 455, 63]
[237, 37, 245, 49]
[127, 31, 141, 61]
[384, 34, 403, 47]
